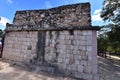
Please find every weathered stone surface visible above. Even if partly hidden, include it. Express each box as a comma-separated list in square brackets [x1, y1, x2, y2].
[3, 31, 38, 62]
[0, 61, 10, 70]
[2, 2, 99, 80]
[13, 3, 90, 27]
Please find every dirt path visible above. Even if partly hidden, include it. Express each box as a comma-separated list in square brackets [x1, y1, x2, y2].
[0, 57, 120, 80]
[98, 56, 120, 80]
[0, 61, 81, 80]
[0, 65, 80, 80]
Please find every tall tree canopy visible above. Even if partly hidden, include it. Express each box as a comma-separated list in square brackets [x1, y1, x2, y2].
[98, 0, 120, 54]
[101, 0, 120, 26]
[0, 29, 4, 39]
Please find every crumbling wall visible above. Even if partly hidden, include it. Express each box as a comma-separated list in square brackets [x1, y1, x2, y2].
[3, 2, 99, 80]
[13, 3, 90, 27]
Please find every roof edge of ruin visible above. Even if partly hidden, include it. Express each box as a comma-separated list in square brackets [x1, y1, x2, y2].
[15, 2, 90, 13]
[5, 23, 100, 31]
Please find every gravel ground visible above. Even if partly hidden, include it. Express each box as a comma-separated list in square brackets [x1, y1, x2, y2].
[98, 56, 120, 80]
[0, 57, 120, 80]
[0, 65, 81, 80]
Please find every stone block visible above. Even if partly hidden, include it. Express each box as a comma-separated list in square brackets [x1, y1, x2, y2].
[71, 64, 77, 71]
[86, 35, 92, 41]
[75, 60, 79, 65]
[74, 35, 80, 40]
[60, 31, 65, 35]
[84, 65, 92, 73]
[80, 36, 86, 41]
[82, 55, 88, 60]
[66, 53, 70, 58]
[81, 46, 86, 51]
[93, 74, 99, 80]
[81, 61, 87, 66]
[62, 63, 67, 69]
[78, 65, 83, 72]
[92, 64, 97, 74]
[87, 31, 92, 35]
[74, 31, 78, 35]
[83, 74, 93, 80]
[65, 58, 69, 64]
[0, 62, 10, 70]
[60, 35, 65, 40]
[83, 31, 88, 35]
[87, 39, 92, 45]
[64, 31, 69, 35]
[62, 45, 66, 50]
[48, 56, 52, 61]
[78, 55, 82, 60]
[80, 41, 86, 46]
[87, 46, 92, 51]
[65, 35, 69, 40]
[69, 36, 73, 39]
[73, 45, 78, 50]
[70, 45, 74, 50]
[88, 55, 92, 61]
[58, 58, 63, 63]
[66, 45, 70, 50]
[73, 50, 77, 54]
[59, 53, 65, 58]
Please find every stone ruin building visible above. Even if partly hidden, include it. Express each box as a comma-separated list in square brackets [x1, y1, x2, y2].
[2, 2, 99, 80]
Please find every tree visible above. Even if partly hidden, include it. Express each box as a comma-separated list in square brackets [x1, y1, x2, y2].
[0, 29, 4, 39]
[99, 0, 120, 54]
[101, 0, 120, 26]
[97, 27, 109, 52]
[107, 27, 120, 53]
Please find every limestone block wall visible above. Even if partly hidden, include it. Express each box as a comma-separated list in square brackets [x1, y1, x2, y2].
[45, 30, 98, 80]
[2, 2, 100, 80]
[3, 30, 98, 80]
[3, 31, 38, 62]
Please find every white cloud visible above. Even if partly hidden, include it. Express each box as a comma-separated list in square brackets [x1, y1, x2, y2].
[92, 9, 102, 22]
[8, 0, 13, 4]
[92, 13, 102, 21]
[45, 1, 52, 8]
[0, 16, 11, 26]
[94, 9, 101, 14]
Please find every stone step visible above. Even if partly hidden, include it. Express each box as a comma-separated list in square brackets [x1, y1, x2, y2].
[0, 61, 10, 69]
[35, 66, 55, 73]
[13, 62, 56, 73]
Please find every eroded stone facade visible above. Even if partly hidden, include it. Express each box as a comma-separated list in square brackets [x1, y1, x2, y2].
[44, 30, 98, 80]
[3, 31, 38, 62]
[3, 2, 99, 80]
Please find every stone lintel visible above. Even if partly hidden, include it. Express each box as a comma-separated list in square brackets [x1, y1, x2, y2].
[5, 24, 100, 31]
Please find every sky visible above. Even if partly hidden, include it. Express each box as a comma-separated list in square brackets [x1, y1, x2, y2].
[0, 0, 106, 30]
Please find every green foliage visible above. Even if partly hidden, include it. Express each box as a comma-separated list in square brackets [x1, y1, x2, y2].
[101, 0, 120, 26]
[97, 26, 120, 54]
[107, 27, 120, 53]
[98, 0, 120, 54]
[97, 27, 109, 52]
[0, 29, 4, 38]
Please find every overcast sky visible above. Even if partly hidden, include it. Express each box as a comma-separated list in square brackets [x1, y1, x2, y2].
[0, 0, 106, 30]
